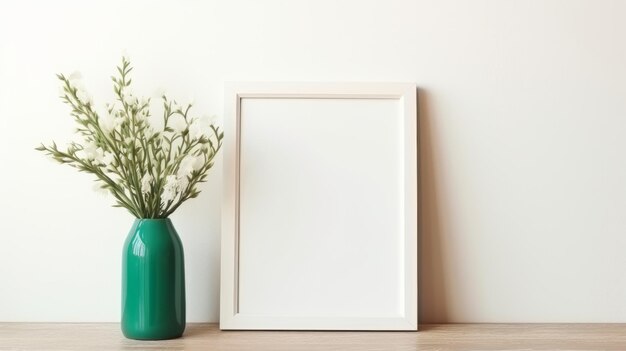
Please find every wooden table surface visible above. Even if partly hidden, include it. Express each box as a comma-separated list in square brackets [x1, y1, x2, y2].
[1, 323, 625, 350]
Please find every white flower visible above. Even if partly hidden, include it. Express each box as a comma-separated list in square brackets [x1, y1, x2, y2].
[92, 147, 105, 163]
[141, 173, 153, 194]
[120, 87, 137, 106]
[69, 73, 86, 91]
[178, 175, 189, 191]
[188, 116, 207, 140]
[123, 93, 137, 106]
[76, 89, 93, 105]
[67, 72, 91, 104]
[161, 175, 180, 203]
[102, 151, 115, 167]
[178, 155, 204, 178]
[161, 188, 176, 204]
[77, 141, 103, 162]
[101, 111, 123, 134]
[169, 114, 188, 133]
[68, 71, 82, 82]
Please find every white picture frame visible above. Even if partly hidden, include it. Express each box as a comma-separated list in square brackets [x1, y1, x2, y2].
[220, 82, 417, 330]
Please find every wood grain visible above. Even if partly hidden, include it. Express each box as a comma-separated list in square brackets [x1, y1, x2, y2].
[1, 323, 626, 351]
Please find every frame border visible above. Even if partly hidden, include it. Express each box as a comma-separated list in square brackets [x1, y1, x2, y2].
[220, 82, 418, 330]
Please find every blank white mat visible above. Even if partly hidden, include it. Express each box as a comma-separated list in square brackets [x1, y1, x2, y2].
[237, 98, 404, 318]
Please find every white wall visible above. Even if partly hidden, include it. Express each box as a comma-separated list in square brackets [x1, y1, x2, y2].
[1, 0, 626, 323]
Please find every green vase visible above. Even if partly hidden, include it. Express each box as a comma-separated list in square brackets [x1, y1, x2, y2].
[122, 218, 186, 340]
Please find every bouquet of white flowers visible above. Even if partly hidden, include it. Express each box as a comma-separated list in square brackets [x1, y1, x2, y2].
[37, 57, 223, 218]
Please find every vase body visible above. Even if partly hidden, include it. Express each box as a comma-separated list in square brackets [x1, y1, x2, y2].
[122, 218, 186, 340]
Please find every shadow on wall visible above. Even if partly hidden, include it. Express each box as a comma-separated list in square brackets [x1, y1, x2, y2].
[417, 89, 449, 323]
